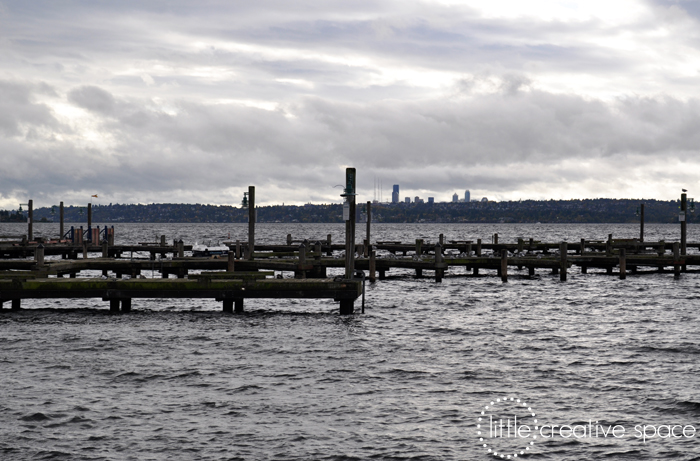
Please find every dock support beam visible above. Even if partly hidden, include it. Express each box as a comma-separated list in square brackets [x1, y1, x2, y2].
[369, 250, 376, 282]
[11, 299, 20, 310]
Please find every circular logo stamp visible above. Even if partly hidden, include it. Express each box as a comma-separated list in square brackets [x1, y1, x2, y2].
[478, 396, 538, 458]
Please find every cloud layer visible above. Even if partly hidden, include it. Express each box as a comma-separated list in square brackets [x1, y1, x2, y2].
[1, 0, 699, 207]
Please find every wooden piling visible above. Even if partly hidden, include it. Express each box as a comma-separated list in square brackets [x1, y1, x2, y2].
[640, 203, 645, 242]
[517, 238, 524, 253]
[109, 299, 120, 313]
[674, 242, 681, 279]
[227, 251, 235, 272]
[619, 248, 626, 280]
[287, 234, 292, 246]
[476, 239, 482, 256]
[315, 241, 322, 261]
[435, 243, 443, 283]
[102, 240, 109, 258]
[235, 240, 241, 259]
[500, 249, 508, 283]
[606, 234, 612, 256]
[28, 199, 33, 241]
[59, 201, 64, 240]
[223, 299, 233, 313]
[35, 244, 44, 267]
[82, 241, 88, 259]
[297, 243, 306, 279]
[87, 203, 92, 229]
[121, 299, 132, 313]
[560, 242, 567, 282]
[580, 238, 585, 255]
[178, 240, 184, 258]
[415, 239, 423, 257]
[681, 193, 687, 256]
[369, 250, 376, 282]
[366, 201, 371, 252]
[343, 168, 356, 287]
[235, 298, 244, 313]
[248, 186, 255, 261]
[494, 233, 498, 244]
[439, 233, 444, 246]
[12, 299, 21, 310]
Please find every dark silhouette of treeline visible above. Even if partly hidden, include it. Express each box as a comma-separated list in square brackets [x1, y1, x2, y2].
[2, 199, 690, 224]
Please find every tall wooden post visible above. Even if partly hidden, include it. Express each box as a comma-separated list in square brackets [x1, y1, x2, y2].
[366, 201, 371, 251]
[28, 199, 33, 241]
[87, 203, 92, 229]
[640, 203, 645, 243]
[248, 186, 255, 261]
[344, 168, 356, 280]
[681, 193, 687, 256]
[59, 202, 64, 239]
[341, 168, 356, 315]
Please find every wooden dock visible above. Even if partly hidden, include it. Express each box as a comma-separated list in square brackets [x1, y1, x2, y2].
[0, 276, 362, 314]
[2, 177, 695, 314]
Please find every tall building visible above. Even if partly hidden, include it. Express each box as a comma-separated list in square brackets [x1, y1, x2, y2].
[452, 193, 458, 202]
[392, 185, 399, 204]
[405, 197, 411, 204]
[428, 197, 434, 204]
[465, 190, 470, 202]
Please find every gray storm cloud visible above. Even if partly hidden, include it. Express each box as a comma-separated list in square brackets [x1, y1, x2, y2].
[0, 0, 699, 206]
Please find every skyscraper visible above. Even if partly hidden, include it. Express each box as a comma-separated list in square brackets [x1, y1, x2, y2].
[452, 193, 458, 202]
[392, 185, 399, 204]
[465, 190, 470, 202]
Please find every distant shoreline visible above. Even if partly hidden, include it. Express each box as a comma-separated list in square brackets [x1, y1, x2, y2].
[0, 199, 690, 224]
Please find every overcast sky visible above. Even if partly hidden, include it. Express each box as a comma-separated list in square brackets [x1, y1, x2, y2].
[1, 0, 699, 208]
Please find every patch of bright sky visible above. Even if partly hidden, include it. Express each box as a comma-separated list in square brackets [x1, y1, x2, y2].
[48, 101, 117, 151]
[434, 0, 648, 24]
[208, 98, 280, 111]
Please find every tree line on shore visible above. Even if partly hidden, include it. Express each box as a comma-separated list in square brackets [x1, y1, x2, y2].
[0, 199, 690, 224]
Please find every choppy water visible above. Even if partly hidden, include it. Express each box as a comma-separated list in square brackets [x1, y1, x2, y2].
[1, 223, 700, 460]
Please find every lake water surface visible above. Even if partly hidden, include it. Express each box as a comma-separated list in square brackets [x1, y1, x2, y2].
[1, 222, 699, 460]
